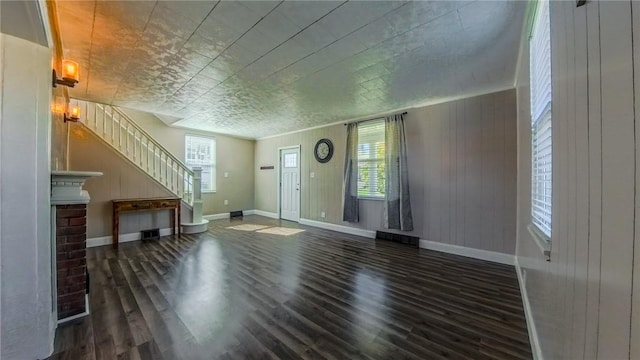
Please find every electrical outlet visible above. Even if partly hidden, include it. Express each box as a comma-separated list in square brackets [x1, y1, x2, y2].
[320, 211, 326, 218]
[224, 172, 229, 178]
[224, 200, 228, 205]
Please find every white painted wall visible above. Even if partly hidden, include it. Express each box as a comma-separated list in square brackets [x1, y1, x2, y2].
[515, 1, 639, 358]
[0, 34, 54, 359]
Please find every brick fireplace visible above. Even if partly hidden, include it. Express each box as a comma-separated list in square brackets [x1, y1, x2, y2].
[51, 171, 101, 323]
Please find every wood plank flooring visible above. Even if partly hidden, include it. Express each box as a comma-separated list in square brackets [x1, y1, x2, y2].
[48, 215, 532, 360]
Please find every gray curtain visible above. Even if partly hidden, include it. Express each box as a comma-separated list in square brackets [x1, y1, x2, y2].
[342, 123, 359, 222]
[384, 113, 414, 231]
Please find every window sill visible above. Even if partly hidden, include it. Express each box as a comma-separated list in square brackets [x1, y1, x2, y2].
[202, 190, 217, 194]
[358, 196, 384, 201]
[527, 223, 551, 261]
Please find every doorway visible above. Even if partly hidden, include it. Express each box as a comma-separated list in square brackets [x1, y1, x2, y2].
[279, 146, 300, 222]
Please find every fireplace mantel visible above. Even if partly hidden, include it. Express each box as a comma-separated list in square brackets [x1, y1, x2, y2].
[51, 171, 102, 205]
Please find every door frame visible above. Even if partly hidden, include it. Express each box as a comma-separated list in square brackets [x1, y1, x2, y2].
[277, 145, 301, 221]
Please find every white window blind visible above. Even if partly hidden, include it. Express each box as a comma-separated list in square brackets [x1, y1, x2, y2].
[530, 0, 552, 238]
[185, 135, 216, 192]
[357, 120, 385, 198]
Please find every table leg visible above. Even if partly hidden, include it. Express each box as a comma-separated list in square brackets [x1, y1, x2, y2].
[112, 207, 119, 249]
[171, 208, 176, 236]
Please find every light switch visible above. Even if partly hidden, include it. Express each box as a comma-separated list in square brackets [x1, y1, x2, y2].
[224, 172, 229, 178]
[310, 172, 315, 178]
[224, 200, 228, 205]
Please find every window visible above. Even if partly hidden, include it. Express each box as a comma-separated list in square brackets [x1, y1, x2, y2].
[283, 153, 297, 168]
[530, 0, 552, 238]
[185, 135, 216, 192]
[357, 120, 385, 198]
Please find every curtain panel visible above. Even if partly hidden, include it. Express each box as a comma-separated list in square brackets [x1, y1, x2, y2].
[384, 113, 414, 231]
[342, 123, 359, 222]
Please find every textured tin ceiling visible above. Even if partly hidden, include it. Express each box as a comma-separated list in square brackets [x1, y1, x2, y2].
[56, 1, 526, 139]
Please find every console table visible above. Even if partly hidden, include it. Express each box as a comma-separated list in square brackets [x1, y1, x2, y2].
[112, 197, 181, 249]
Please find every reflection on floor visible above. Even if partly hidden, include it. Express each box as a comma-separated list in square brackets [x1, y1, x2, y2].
[226, 224, 270, 231]
[255, 227, 305, 236]
[48, 215, 532, 360]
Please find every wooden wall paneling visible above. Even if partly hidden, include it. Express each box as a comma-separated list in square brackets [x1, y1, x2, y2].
[454, 101, 464, 246]
[494, 93, 507, 253]
[571, 2, 590, 359]
[434, 104, 444, 243]
[466, 96, 482, 250]
[597, 1, 635, 358]
[632, 0, 640, 358]
[549, 2, 568, 357]
[504, 90, 518, 255]
[563, 2, 578, 357]
[440, 103, 451, 244]
[426, 106, 438, 242]
[481, 91, 495, 252]
[584, 0, 603, 356]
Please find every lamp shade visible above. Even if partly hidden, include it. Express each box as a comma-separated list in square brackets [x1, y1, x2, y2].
[61, 59, 79, 82]
[69, 105, 80, 119]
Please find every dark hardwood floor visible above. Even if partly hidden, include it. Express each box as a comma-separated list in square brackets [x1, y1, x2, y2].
[48, 215, 532, 360]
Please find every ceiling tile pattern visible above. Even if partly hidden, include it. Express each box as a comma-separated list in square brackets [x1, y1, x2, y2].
[56, 0, 526, 139]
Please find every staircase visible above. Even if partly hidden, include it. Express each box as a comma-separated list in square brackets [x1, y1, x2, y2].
[71, 99, 209, 233]
[72, 99, 194, 205]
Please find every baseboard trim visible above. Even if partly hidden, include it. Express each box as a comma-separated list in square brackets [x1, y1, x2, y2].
[253, 210, 279, 219]
[299, 218, 376, 239]
[203, 213, 230, 220]
[515, 257, 543, 360]
[87, 227, 175, 248]
[418, 239, 515, 266]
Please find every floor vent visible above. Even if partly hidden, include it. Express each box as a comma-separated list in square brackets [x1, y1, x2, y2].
[141, 228, 160, 241]
[230, 210, 243, 218]
[375, 231, 419, 247]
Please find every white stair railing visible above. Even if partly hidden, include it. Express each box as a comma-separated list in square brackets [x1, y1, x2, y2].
[71, 99, 194, 205]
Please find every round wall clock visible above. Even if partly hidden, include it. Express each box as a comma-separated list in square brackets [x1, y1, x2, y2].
[314, 138, 334, 163]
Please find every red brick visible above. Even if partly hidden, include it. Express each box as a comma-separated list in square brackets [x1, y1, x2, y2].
[66, 283, 86, 293]
[68, 266, 86, 276]
[59, 242, 85, 253]
[57, 274, 84, 285]
[57, 269, 68, 278]
[56, 218, 69, 227]
[56, 225, 86, 236]
[58, 258, 86, 269]
[56, 209, 86, 218]
[66, 204, 86, 210]
[65, 234, 86, 244]
[69, 217, 86, 226]
[57, 291, 85, 304]
[67, 249, 86, 260]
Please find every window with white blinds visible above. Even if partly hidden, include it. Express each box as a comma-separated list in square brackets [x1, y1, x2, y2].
[357, 120, 385, 198]
[530, 0, 552, 238]
[185, 135, 216, 192]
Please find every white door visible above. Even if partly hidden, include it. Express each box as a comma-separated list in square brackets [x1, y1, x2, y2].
[280, 147, 300, 222]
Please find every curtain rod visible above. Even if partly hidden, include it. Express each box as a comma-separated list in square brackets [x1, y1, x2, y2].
[343, 111, 407, 126]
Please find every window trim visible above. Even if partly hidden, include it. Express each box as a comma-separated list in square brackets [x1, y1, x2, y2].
[184, 133, 216, 193]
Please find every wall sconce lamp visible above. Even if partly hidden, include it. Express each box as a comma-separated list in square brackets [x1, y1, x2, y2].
[53, 59, 79, 88]
[64, 105, 81, 122]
